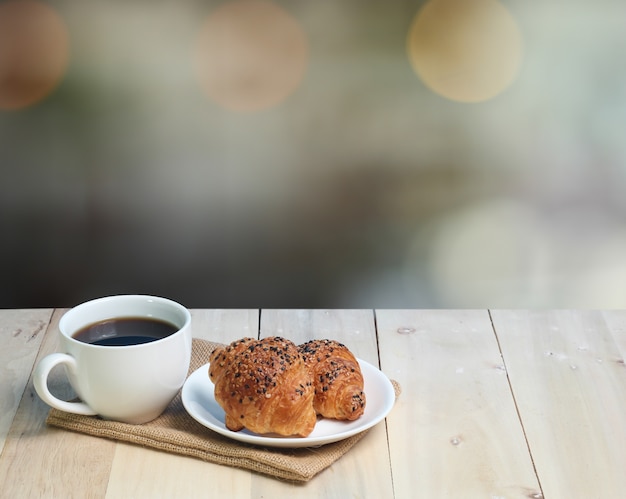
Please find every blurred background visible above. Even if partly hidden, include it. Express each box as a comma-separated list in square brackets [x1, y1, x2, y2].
[2, 0, 626, 309]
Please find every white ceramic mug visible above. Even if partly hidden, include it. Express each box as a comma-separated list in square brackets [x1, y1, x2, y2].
[34, 295, 192, 424]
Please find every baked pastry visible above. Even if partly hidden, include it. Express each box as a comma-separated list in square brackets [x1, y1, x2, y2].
[208, 337, 317, 437]
[299, 339, 366, 421]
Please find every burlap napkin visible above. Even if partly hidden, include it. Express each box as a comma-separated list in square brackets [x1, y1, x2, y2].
[46, 338, 400, 482]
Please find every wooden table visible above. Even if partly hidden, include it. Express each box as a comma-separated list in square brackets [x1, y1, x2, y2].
[1, 309, 625, 498]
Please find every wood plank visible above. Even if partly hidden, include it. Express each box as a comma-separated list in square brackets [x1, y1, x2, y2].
[104, 309, 259, 498]
[0, 309, 117, 497]
[260, 309, 379, 364]
[490, 310, 626, 498]
[254, 309, 394, 498]
[376, 309, 541, 498]
[0, 308, 52, 454]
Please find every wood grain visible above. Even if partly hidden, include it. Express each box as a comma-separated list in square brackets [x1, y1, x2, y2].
[255, 309, 394, 498]
[0, 309, 116, 497]
[3, 308, 624, 497]
[491, 310, 626, 498]
[376, 309, 541, 498]
[104, 309, 259, 498]
[0, 308, 52, 454]
[259, 309, 379, 364]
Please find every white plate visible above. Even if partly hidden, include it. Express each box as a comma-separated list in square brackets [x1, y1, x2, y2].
[181, 359, 395, 448]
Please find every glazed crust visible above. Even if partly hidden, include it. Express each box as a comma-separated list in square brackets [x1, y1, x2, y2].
[208, 337, 317, 437]
[299, 339, 366, 421]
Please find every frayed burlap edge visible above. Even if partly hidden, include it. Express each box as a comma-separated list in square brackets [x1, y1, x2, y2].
[46, 338, 400, 482]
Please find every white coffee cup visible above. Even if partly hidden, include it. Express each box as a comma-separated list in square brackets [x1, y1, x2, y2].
[34, 295, 192, 424]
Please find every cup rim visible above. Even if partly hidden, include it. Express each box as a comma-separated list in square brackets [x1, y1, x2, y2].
[59, 294, 191, 349]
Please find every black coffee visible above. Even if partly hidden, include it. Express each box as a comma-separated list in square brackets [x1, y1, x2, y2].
[72, 317, 178, 346]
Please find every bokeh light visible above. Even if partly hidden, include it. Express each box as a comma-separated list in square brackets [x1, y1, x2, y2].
[2, 1, 626, 309]
[407, 0, 523, 103]
[194, 0, 308, 112]
[568, 233, 626, 307]
[410, 199, 548, 307]
[0, 1, 69, 110]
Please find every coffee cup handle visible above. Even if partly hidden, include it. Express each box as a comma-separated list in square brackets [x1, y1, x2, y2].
[33, 353, 98, 416]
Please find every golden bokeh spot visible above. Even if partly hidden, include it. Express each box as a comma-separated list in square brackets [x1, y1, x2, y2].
[0, 1, 70, 110]
[407, 0, 523, 103]
[194, 0, 308, 112]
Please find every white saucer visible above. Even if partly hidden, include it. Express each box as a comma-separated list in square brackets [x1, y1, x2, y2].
[181, 359, 395, 448]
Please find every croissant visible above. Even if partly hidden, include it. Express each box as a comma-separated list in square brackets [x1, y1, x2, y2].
[208, 337, 317, 437]
[299, 339, 366, 421]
